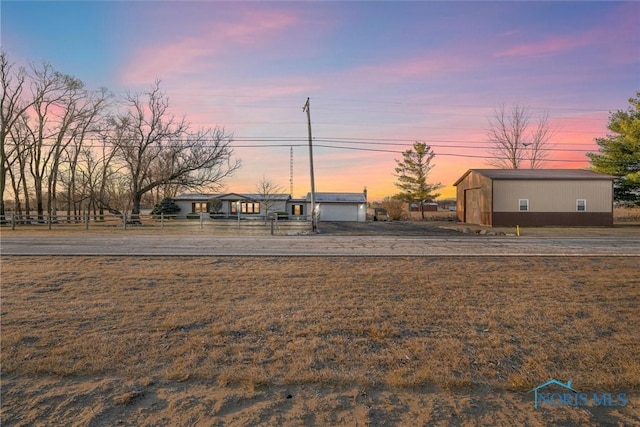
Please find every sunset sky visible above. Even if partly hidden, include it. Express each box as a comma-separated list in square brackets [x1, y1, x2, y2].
[2, 1, 639, 200]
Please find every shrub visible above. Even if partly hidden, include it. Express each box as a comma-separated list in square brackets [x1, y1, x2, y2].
[381, 196, 407, 221]
[151, 198, 181, 215]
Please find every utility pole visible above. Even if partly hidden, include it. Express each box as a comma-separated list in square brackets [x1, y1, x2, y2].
[303, 97, 317, 232]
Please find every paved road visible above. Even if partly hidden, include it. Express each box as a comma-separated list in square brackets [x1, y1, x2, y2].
[1, 234, 639, 256]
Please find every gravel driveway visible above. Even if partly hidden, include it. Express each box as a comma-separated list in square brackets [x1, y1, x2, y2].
[316, 220, 462, 236]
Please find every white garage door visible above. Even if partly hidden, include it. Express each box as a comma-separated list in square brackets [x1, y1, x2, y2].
[319, 205, 359, 221]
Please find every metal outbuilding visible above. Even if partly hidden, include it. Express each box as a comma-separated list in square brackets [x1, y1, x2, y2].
[454, 169, 615, 226]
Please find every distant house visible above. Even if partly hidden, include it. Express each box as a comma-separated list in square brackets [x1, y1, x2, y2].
[172, 190, 367, 222]
[409, 202, 438, 212]
[454, 169, 615, 226]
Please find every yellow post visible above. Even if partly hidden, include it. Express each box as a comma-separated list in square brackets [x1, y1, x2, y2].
[516, 225, 520, 236]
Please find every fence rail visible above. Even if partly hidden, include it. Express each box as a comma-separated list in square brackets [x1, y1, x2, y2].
[0, 213, 312, 234]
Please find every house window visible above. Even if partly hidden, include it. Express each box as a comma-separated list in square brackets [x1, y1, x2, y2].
[291, 204, 304, 216]
[519, 199, 529, 212]
[576, 199, 587, 212]
[192, 202, 207, 213]
[240, 202, 260, 214]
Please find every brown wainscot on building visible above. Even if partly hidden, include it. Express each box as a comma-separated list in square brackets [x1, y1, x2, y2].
[454, 169, 615, 227]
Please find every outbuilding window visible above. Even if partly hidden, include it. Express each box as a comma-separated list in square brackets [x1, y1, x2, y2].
[518, 199, 529, 212]
[291, 204, 304, 216]
[576, 199, 587, 212]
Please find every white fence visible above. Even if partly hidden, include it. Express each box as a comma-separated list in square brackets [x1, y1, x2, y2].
[0, 213, 312, 234]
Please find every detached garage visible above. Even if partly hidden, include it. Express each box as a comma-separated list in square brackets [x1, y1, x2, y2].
[454, 169, 615, 227]
[309, 192, 367, 222]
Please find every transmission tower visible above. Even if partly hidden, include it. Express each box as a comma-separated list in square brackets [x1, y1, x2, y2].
[289, 146, 294, 195]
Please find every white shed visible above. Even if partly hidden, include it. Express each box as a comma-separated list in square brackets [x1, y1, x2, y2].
[308, 192, 367, 222]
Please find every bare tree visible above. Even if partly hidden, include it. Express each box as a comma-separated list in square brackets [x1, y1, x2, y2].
[2, 54, 239, 220]
[113, 81, 240, 216]
[6, 115, 33, 216]
[486, 103, 554, 169]
[91, 122, 126, 216]
[1, 54, 107, 219]
[255, 176, 284, 223]
[19, 61, 86, 219]
[1, 52, 37, 217]
[58, 87, 111, 219]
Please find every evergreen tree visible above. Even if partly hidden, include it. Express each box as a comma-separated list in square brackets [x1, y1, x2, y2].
[588, 92, 640, 205]
[394, 142, 441, 220]
[150, 197, 181, 216]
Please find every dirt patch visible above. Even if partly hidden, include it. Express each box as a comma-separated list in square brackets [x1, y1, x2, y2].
[4, 377, 635, 426]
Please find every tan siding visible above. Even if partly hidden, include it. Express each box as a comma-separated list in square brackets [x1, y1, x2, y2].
[493, 180, 612, 212]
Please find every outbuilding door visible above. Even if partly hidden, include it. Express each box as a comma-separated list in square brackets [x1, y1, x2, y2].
[464, 188, 482, 224]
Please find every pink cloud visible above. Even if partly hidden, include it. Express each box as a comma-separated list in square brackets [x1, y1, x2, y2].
[162, 76, 321, 137]
[494, 33, 593, 58]
[224, 79, 319, 104]
[222, 9, 298, 44]
[494, 4, 639, 60]
[119, 9, 299, 85]
[349, 55, 474, 83]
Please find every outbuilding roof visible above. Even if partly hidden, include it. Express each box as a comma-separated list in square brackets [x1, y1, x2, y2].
[454, 169, 616, 186]
[306, 192, 367, 203]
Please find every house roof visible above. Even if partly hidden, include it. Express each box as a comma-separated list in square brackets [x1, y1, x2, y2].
[175, 192, 366, 203]
[173, 193, 291, 201]
[173, 193, 219, 201]
[306, 192, 367, 203]
[454, 169, 616, 186]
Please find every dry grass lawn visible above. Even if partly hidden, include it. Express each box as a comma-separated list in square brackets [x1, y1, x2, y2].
[1, 255, 639, 426]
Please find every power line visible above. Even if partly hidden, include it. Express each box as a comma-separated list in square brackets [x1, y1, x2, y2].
[168, 92, 618, 112]
[308, 138, 596, 151]
[11, 141, 593, 163]
[29, 138, 599, 154]
[312, 144, 589, 162]
[191, 120, 606, 135]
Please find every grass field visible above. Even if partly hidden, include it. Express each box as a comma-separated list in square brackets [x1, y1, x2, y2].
[1, 255, 639, 426]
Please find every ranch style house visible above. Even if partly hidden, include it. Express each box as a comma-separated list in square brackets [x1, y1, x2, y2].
[172, 191, 368, 222]
[454, 169, 615, 227]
